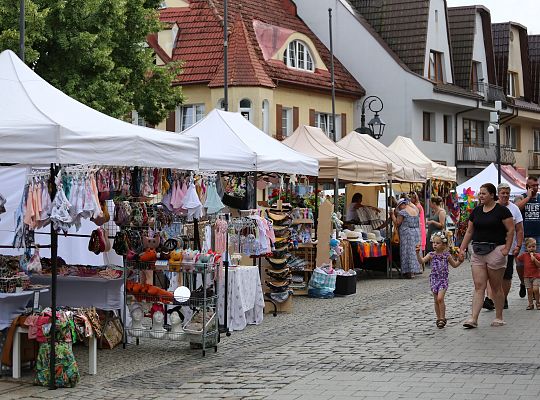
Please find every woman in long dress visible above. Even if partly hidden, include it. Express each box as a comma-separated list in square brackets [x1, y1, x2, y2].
[392, 198, 421, 278]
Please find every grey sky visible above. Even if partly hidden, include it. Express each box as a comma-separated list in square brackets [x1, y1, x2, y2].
[446, 0, 540, 34]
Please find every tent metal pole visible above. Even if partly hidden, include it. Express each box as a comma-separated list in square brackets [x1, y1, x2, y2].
[314, 176, 319, 240]
[19, 0, 25, 62]
[389, 178, 394, 279]
[385, 181, 390, 279]
[48, 163, 58, 390]
[223, 0, 228, 111]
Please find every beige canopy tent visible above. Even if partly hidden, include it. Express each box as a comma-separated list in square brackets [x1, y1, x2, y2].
[283, 125, 389, 182]
[337, 131, 427, 182]
[388, 136, 456, 181]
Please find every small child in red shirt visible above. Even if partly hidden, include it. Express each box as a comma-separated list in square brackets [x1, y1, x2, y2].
[516, 237, 540, 310]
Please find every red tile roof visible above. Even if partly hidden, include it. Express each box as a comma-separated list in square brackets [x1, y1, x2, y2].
[153, 0, 364, 96]
[209, 14, 275, 88]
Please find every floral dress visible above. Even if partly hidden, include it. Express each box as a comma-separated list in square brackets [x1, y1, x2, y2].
[398, 210, 421, 274]
[34, 311, 80, 388]
[429, 251, 450, 294]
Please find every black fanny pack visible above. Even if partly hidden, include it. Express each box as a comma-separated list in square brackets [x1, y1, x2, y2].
[472, 242, 498, 256]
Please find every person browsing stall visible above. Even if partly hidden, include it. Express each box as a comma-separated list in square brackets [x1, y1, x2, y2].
[345, 192, 381, 226]
[515, 176, 540, 298]
[458, 183, 514, 328]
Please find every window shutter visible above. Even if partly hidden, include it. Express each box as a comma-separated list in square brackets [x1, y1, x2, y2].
[166, 111, 175, 132]
[341, 113, 347, 137]
[276, 104, 283, 140]
[309, 109, 315, 126]
[293, 107, 299, 130]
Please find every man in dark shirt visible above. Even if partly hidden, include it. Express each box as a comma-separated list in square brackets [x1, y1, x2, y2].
[516, 176, 540, 298]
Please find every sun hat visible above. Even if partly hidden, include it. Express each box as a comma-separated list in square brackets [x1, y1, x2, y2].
[396, 198, 408, 207]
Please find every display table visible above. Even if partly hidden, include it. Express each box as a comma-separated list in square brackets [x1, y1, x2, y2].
[12, 326, 96, 378]
[347, 241, 388, 272]
[218, 265, 264, 331]
[0, 291, 46, 330]
[30, 275, 123, 310]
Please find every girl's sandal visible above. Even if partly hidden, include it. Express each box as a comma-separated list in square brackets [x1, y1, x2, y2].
[436, 319, 445, 329]
[527, 304, 534, 310]
[490, 319, 506, 327]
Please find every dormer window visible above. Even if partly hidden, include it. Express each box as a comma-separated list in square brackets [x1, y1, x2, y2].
[283, 40, 314, 72]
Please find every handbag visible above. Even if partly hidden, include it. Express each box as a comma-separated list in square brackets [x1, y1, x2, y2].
[472, 242, 497, 256]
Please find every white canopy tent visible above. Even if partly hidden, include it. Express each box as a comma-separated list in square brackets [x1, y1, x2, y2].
[457, 163, 524, 197]
[181, 110, 319, 176]
[337, 131, 427, 182]
[0, 49, 200, 169]
[283, 125, 389, 182]
[388, 136, 456, 182]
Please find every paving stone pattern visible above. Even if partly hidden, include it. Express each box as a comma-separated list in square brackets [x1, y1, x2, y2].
[1, 263, 540, 399]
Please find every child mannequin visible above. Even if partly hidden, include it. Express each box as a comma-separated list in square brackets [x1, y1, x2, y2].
[417, 231, 462, 328]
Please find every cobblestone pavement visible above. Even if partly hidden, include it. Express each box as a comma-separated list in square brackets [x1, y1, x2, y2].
[2, 263, 540, 399]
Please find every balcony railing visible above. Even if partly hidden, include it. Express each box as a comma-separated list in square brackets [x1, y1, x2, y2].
[471, 82, 507, 105]
[529, 150, 540, 169]
[457, 141, 516, 165]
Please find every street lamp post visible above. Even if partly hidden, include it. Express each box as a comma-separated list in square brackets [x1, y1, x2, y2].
[489, 101, 503, 184]
[354, 95, 386, 139]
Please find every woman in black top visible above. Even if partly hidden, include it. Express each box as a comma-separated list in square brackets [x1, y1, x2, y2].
[459, 183, 514, 328]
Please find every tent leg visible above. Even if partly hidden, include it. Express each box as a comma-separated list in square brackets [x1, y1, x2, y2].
[388, 180, 394, 279]
[314, 177, 319, 240]
[48, 164, 58, 390]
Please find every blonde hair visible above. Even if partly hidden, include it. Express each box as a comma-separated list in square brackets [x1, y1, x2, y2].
[525, 238, 537, 247]
[430, 230, 450, 246]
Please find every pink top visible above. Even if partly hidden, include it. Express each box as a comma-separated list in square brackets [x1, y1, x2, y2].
[417, 202, 426, 251]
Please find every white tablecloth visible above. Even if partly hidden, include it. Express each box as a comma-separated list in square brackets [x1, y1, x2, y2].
[30, 275, 123, 310]
[218, 265, 264, 331]
[0, 291, 37, 330]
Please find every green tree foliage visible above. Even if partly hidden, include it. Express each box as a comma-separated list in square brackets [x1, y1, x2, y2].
[0, 0, 183, 126]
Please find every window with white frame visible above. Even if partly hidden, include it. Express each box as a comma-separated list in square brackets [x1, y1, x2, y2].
[534, 129, 540, 152]
[262, 100, 269, 134]
[283, 40, 314, 72]
[176, 104, 205, 132]
[505, 125, 519, 151]
[315, 112, 341, 141]
[239, 98, 252, 122]
[281, 107, 293, 137]
[507, 71, 518, 97]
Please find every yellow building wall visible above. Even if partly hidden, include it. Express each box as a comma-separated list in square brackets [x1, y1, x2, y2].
[158, 84, 357, 137]
[508, 26, 525, 97]
[508, 112, 540, 174]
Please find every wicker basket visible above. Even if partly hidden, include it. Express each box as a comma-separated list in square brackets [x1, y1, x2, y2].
[0, 276, 18, 293]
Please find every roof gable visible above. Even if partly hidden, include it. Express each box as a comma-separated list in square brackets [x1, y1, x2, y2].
[349, 0, 430, 76]
[209, 15, 275, 88]
[529, 35, 540, 103]
[154, 0, 363, 96]
[447, 6, 476, 89]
